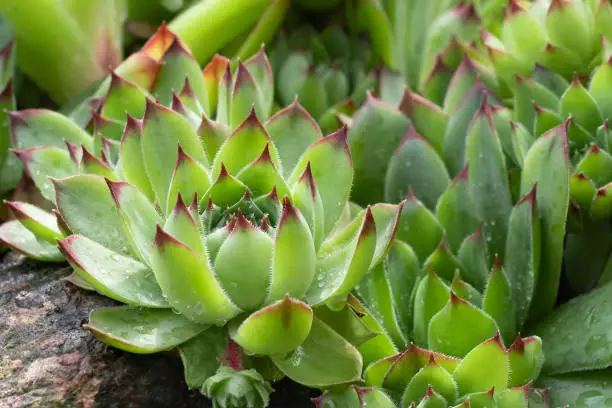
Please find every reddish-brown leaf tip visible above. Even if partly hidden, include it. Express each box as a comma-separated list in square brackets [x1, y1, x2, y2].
[180, 77, 195, 98]
[266, 185, 280, 203]
[254, 143, 274, 166]
[234, 209, 256, 232]
[260, 214, 271, 232]
[280, 196, 300, 220]
[105, 178, 131, 205]
[509, 333, 526, 354]
[359, 207, 376, 242]
[298, 162, 318, 199]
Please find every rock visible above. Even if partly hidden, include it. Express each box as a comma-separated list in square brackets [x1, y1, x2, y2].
[0, 253, 317, 407]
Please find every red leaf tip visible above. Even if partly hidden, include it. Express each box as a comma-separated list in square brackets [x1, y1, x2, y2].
[234, 209, 256, 232]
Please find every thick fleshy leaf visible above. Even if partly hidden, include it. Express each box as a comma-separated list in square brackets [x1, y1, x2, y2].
[575, 144, 612, 188]
[231, 296, 313, 356]
[435, 165, 480, 253]
[383, 240, 421, 338]
[520, 122, 570, 322]
[100, 73, 147, 121]
[58, 234, 166, 308]
[423, 238, 465, 283]
[452, 334, 509, 395]
[230, 62, 266, 128]
[508, 335, 544, 388]
[396, 194, 444, 264]
[457, 224, 489, 291]
[198, 114, 231, 164]
[385, 125, 450, 211]
[272, 316, 362, 388]
[537, 370, 612, 408]
[560, 76, 603, 134]
[106, 179, 162, 264]
[381, 345, 460, 393]
[466, 101, 512, 263]
[444, 57, 494, 115]
[415, 387, 447, 407]
[243, 48, 274, 119]
[534, 280, 612, 374]
[314, 297, 378, 348]
[9, 109, 93, 151]
[212, 109, 280, 177]
[570, 173, 597, 211]
[141, 99, 205, 211]
[546, 0, 593, 62]
[401, 356, 458, 407]
[290, 126, 353, 236]
[450, 272, 482, 307]
[267, 198, 316, 302]
[399, 89, 448, 155]
[151, 226, 241, 324]
[13, 146, 78, 204]
[81, 146, 115, 179]
[5, 201, 61, 243]
[348, 96, 410, 205]
[153, 39, 208, 110]
[119, 116, 155, 201]
[307, 207, 376, 308]
[592, 183, 612, 220]
[166, 145, 211, 215]
[589, 60, 612, 120]
[501, 2, 547, 63]
[504, 186, 540, 327]
[54, 174, 135, 257]
[355, 262, 406, 348]
[214, 211, 272, 311]
[84, 306, 207, 354]
[413, 269, 450, 347]
[265, 100, 322, 178]
[291, 163, 325, 250]
[513, 76, 559, 134]
[495, 384, 530, 408]
[164, 195, 206, 256]
[202, 164, 248, 208]
[0, 220, 64, 262]
[482, 259, 515, 343]
[443, 82, 488, 176]
[178, 327, 228, 389]
[236, 144, 290, 198]
[428, 292, 499, 357]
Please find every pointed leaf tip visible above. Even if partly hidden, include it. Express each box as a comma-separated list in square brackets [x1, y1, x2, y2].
[299, 161, 317, 198]
[234, 209, 256, 231]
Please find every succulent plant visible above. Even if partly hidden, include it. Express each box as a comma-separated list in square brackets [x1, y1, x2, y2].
[363, 334, 544, 407]
[270, 24, 380, 127]
[0, 25, 408, 404]
[352, 0, 501, 90]
[202, 366, 273, 408]
[340, 2, 612, 400]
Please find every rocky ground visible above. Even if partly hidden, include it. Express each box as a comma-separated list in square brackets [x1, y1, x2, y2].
[0, 252, 316, 408]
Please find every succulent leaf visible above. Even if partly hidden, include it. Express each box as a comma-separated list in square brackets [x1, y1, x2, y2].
[84, 306, 208, 354]
[151, 225, 242, 324]
[57, 234, 167, 308]
[230, 296, 313, 356]
[272, 316, 363, 388]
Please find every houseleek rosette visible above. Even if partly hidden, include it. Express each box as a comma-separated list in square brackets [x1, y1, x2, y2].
[0, 25, 405, 403]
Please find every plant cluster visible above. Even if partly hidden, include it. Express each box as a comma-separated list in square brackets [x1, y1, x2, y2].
[0, 1, 612, 407]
